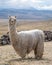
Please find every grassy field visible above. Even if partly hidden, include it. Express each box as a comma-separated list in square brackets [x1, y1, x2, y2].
[0, 19, 52, 65]
[0, 42, 52, 65]
[0, 20, 52, 36]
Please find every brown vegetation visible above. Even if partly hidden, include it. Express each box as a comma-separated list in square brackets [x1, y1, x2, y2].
[0, 42, 52, 65]
[0, 19, 52, 65]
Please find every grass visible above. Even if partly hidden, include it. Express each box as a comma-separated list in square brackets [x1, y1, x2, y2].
[0, 20, 52, 36]
[0, 19, 52, 65]
[0, 42, 52, 65]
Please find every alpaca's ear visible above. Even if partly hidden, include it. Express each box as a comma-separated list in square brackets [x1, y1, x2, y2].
[9, 16, 11, 18]
[15, 16, 16, 18]
[8, 16, 11, 21]
[8, 16, 11, 19]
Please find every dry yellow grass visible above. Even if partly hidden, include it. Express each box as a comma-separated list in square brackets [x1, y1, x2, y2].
[17, 21, 52, 31]
[0, 42, 52, 65]
[0, 20, 52, 36]
[0, 20, 52, 65]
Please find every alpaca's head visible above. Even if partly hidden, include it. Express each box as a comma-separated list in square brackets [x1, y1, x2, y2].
[9, 16, 16, 26]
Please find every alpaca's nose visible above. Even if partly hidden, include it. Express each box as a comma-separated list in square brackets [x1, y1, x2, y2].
[12, 21, 13, 23]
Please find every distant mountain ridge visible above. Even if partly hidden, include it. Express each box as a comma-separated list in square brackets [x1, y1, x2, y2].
[0, 8, 52, 20]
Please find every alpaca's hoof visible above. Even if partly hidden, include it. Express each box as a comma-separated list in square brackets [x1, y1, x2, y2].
[21, 55, 25, 59]
[35, 56, 42, 60]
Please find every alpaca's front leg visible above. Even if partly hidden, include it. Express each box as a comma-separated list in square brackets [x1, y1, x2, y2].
[19, 54, 26, 59]
[20, 52, 26, 59]
[19, 47, 27, 59]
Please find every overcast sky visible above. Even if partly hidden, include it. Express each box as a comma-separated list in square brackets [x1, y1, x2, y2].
[0, 0, 52, 10]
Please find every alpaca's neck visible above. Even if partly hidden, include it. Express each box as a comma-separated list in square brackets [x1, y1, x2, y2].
[9, 25, 16, 35]
[9, 24, 18, 44]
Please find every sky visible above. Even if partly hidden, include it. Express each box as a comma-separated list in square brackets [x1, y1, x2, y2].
[0, 0, 52, 10]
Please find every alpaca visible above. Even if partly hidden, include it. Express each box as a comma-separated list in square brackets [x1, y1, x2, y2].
[8, 16, 44, 59]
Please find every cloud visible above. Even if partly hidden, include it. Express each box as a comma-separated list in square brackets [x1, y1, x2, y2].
[0, 0, 52, 10]
[39, 5, 52, 10]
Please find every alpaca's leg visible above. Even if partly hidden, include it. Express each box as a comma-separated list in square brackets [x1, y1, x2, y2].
[21, 55, 26, 59]
[34, 39, 44, 60]
[19, 52, 26, 59]
[20, 48, 27, 59]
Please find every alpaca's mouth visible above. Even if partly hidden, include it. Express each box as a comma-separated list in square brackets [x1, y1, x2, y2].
[11, 24, 14, 25]
[10, 23, 13, 25]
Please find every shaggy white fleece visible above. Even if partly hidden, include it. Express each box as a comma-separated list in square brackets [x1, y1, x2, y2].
[9, 16, 44, 59]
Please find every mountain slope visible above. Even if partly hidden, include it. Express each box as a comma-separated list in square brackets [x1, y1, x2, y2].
[0, 8, 52, 20]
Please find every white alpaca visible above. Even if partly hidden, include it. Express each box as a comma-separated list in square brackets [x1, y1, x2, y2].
[8, 16, 44, 59]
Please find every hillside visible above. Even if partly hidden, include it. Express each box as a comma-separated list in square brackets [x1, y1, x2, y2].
[0, 9, 52, 20]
